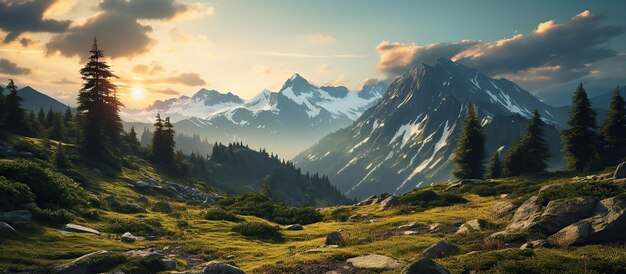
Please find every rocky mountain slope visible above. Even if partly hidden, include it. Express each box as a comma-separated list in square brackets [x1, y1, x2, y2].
[295, 58, 567, 199]
[1, 86, 69, 113]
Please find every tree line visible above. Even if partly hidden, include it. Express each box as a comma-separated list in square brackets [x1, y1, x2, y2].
[454, 83, 626, 179]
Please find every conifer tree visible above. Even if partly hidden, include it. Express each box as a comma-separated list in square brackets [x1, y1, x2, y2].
[152, 113, 165, 162]
[503, 110, 550, 176]
[487, 151, 502, 179]
[52, 143, 72, 170]
[0, 86, 5, 123]
[453, 104, 486, 179]
[4, 80, 25, 132]
[124, 126, 141, 154]
[598, 87, 626, 166]
[37, 107, 46, 126]
[561, 83, 597, 171]
[45, 108, 54, 128]
[64, 105, 73, 126]
[260, 177, 272, 198]
[76, 38, 123, 161]
[163, 117, 176, 163]
[48, 113, 65, 141]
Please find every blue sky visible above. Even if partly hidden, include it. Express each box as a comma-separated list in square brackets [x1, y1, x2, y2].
[0, 0, 625, 108]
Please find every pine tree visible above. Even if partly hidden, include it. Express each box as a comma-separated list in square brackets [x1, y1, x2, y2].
[504, 110, 550, 176]
[48, 112, 65, 141]
[152, 113, 165, 162]
[163, 117, 176, 163]
[598, 87, 626, 167]
[45, 108, 54, 128]
[76, 37, 123, 161]
[37, 107, 46, 126]
[486, 151, 502, 179]
[561, 83, 597, 171]
[4, 80, 25, 132]
[453, 104, 486, 179]
[0, 86, 5, 124]
[64, 105, 73, 126]
[260, 177, 272, 198]
[124, 126, 141, 154]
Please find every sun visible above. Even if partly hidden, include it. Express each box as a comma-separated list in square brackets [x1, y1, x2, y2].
[131, 87, 144, 99]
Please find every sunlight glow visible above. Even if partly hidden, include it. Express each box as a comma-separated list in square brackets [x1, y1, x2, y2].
[131, 87, 144, 99]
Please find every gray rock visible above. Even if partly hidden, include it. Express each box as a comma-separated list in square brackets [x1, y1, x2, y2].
[403, 257, 451, 274]
[347, 254, 406, 269]
[200, 261, 245, 274]
[538, 196, 596, 234]
[104, 195, 116, 203]
[356, 194, 378, 206]
[56, 250, 110, 274]
[456, 219, 485, 234]
[135, 195, 149, 204]
[0, 221, 17, 235]
[134, 181, 150, 188]
[586, 193, 626, 243]
[223, 255, 236, 260]
[505, 196, 542, 232]
[379, 196, 400, 211]
[520, 239, 548, 249]
[398, 222, 418, 230]
[18, 151, 35, 159]
[161, 259, 177, 270]
[63, 223, 100, 235]
[325, 231, 343, 246]
[283, 224, 303, 231]
[614, 162, 626, 179]
[492, 201, 518, 218]
[428, 223, 457, 234]
[121, 232, 137, 243]
[547, 221, 590, 247]
[422, 240, 459, 258]
[403, 230, 419, 235]
[0, 210, 32, 222]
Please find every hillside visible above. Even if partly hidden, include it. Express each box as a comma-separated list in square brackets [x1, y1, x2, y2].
[1, 86, 70, 113]
[2, 134, 626, 273]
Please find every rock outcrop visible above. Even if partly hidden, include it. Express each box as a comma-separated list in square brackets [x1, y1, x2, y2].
[422, 240, 459, 259]
[403, 257, 451, 274]
[347, 254, 406, 269]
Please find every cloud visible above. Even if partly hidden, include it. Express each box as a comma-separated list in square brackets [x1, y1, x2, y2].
[306, 33, 336, 43]
[0, 0, 72, 43]
[375, 11, 624, 88]
[98, 0, 187, 20]
[165, 73, 206, 86]
[252, 64, 272, 75]
[133, 63, 164, 75]
[51, 77, 80, 85]
[332, 74, 348, 86]
[149, 87, 179, 95]
[0, 58, 31, 75]
[46, 12, 154, 59]
[362, 77, 384, 86]
[316, 64, 331, 74]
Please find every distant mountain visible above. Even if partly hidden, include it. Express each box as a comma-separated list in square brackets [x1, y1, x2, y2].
[535, 78, 626, 107]
[1, 86, 69, 113]
[201, 143, 350, 206]
[294, 58, 566, 199]
[127, 75, 388, 158]
[590, 86, 626, 110]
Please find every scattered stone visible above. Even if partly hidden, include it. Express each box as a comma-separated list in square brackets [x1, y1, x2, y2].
[161, 259, 177, 270]
[62, 223, 100, 235]
[520, 239, 547, 249]
[356, 194, 378, 206]
[445, 179, 481, 190]
[325, 231, 343, 246]
[422, 240, 459, 259]
[0, 221, 17, 235]
[369, 219, 380, 223]
[302, 248, 325, 254]
[200, 261, 245, 274]
[283, 224, 303, 231]
[456, 219, 485, 234]
[135, 195, 149, 204]
[18, 152, 35, 159]
[134, 181, 150, 188]
[0, 210, 32, 222]
[492, 201, 518, 218]
[104, 195, 116, 203]
[404, 230, 419, 235]
[223, 255, 236, 260]
[166, 181, 220, 204]
[379, 196, 400, 210]
[146, 235, 157, 241]
[398, 222, 418, 229]
[121, 232, 138, 243]
[347, 254, 406, 269]
[505, 196, 542, 232]
[428, 223, 457, 234]
[614, 162, 626, 179]
[403, 257, 451, 274]
[55, 250, 110, 274]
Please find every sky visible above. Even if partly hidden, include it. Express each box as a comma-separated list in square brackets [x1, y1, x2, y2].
[0, 0, 625, 109]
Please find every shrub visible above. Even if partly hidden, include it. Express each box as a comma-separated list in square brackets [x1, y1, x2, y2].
[325, 207, 353, 222]
[13, 139, 51, 160]
[272, 206, 322, 225]
[0, 176, 35, 211]
[151, 201, 173, 213]
[106, 218, 166, 236]
[203, 207, 242, 222]
[32, 208, 74, 226]
[218, 193, 275, 219]
[107, 201, 147, 214]
[0, 160, 88, 209]
[469, 185, 497, 197]
[232, 221, 281, 239]
[537, 181, 625, 205]
[400, 189, 468, 208]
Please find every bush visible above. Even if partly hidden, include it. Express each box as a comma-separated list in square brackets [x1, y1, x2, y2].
[13, 139, 51, 160]
[272, 206, 322, 225]
[106, 218, 166, 236]
[32, 207, 74, 226]
[325, 207, 353, 222]
[400, 189, 468, 208]
[218, 193, 275, 219]
[469, 185, 497, 197]
[0, 160, 88, 209]
[0, 176, 35, 211]
[232, 221, 281, 239]
[537, 181, 625, 205]
[107, 201, 147, 214]
[151, 201, 173, 213]
[203, 207, 242, 222]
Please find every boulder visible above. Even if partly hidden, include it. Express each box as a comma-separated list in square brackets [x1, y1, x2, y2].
[380, 196, 400, 211]
[121, 232, 137, 243]
[404, 230, 419, 235]
[134, 181, 150, 188]
[586, 194, 626, 243]
[422, 240, 459, 259]
[505, 196, 542, 232]
[492, 201, 518, 218]
[135, 195, 149, 204]
[547, 221, 590, 247]
[0, 221, 17, 235]
[347, 254, 406, 269]
[200, 261, 245, 274]
[283, 224, 303, 231]
[520, 239, 547, 249]
[398, 222, 418, 230]
[63, 223, 100, 235]
[356, 194, 378, 206]
[537, 196, 596, 234]
[614, 162, 626, 179]
[456, 219, 485, 234]
[161, 259, 177, 270]
[403, 257, 451, 274]
[0, 210, 32, 223]
[428, 223, 457, 234]
[325, 231, 343, 246]
[56, 250, 110, 274]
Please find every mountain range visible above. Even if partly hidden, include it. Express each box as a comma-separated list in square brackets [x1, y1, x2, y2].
[1, 86, 69, 113]
[294, 58, 567, 199]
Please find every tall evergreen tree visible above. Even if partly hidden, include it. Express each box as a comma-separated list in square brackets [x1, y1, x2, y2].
[486, 151, 502, 179]
[37, 107, 46, 126]
[151, 113, 165, 162]
[452, 104, 486, 179]
[0, 85, 5, 124]
[151, 114, 175, 165]
[162, 117, 176, 163]
[598, 87, 626, 166]
[64, 105, 73, 126]
[45, 108, 54, 128]
[504, 110, 550, 176]
[561, 83, 597, 171]
[76, 38, 123, 161]
[48, 113, 65, 141]
[4, 80, 25, 132]
[123, 126, 141, 154]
